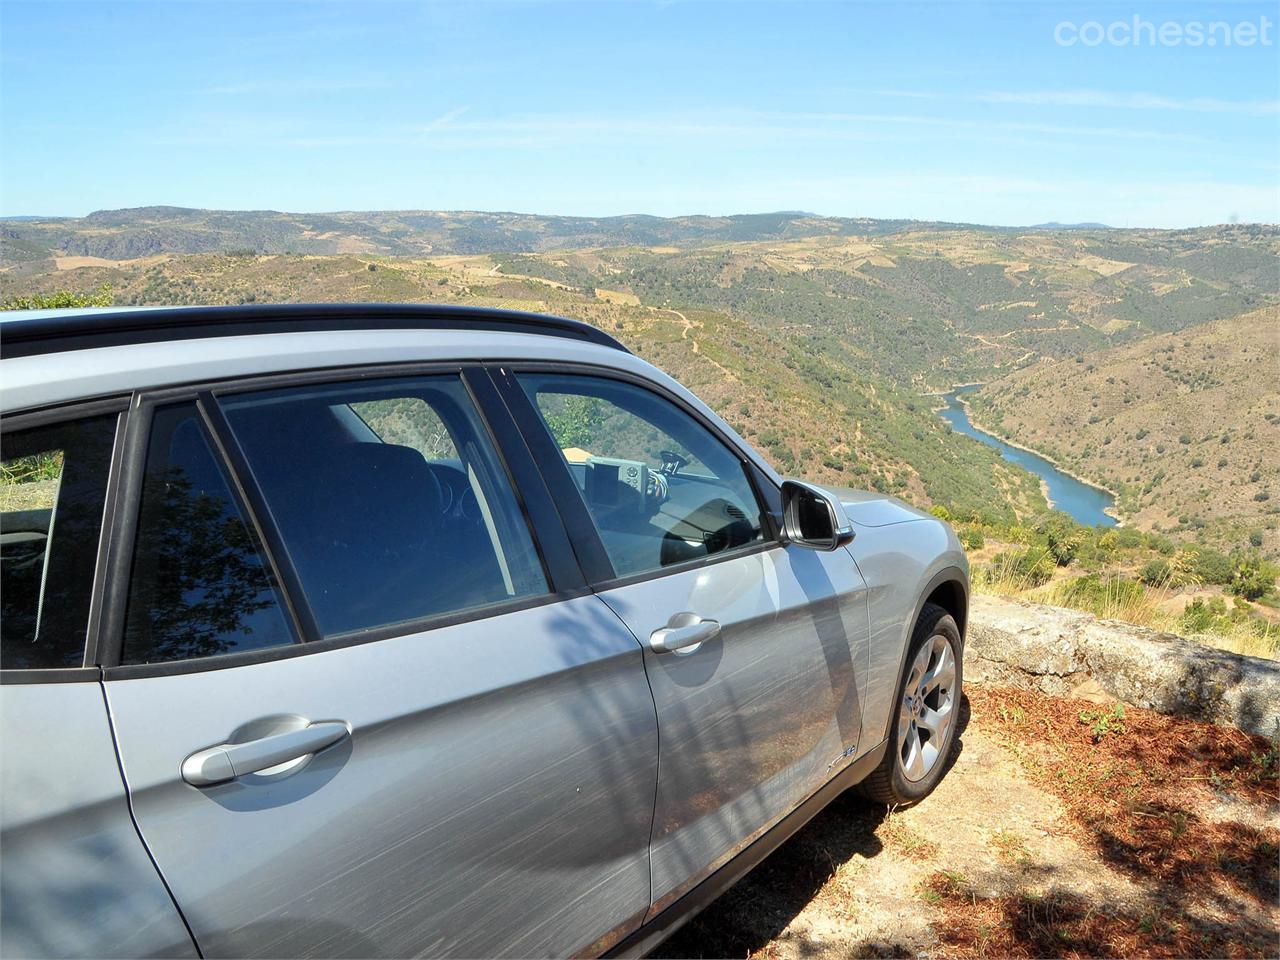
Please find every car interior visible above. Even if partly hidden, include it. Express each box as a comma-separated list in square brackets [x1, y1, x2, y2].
[222, 380, 546, 637]
[522, 377, 765, 578]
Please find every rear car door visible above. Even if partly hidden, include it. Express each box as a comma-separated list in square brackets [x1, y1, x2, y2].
[0, 409, 195, 958]
[99, 368, 658, 958]
[500, 368, 870, 914]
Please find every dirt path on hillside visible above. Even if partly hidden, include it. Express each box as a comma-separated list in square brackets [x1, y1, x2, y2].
[666, 307, 737, 381]
[659, 686, 1278, 959]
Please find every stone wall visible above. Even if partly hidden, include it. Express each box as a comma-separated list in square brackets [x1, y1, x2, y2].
[966, 594, 1280, 738]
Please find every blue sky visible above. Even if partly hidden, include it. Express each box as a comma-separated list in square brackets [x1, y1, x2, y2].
[2, 1, 1276, 226]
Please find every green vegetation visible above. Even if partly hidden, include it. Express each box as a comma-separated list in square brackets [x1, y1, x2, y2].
[964, 509, 1280, 658]
[2, 283, 112, 310]
[1078, 703, 1126, 743]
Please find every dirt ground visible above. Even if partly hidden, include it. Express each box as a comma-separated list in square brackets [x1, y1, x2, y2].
[658, 685, 1279, 960]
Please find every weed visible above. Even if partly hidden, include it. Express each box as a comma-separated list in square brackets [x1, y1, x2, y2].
[990, 829, 1031, 865]
[1078, 703, 1126, 743]
[997, 703, 1026, 726]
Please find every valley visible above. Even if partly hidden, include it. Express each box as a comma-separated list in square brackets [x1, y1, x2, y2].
[3, 209, 1278, 562]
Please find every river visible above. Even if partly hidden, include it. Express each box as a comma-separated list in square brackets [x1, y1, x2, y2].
[938, 386, 1118, 527]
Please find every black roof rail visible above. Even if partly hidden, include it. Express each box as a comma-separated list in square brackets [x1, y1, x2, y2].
[0, 303, 630, 359]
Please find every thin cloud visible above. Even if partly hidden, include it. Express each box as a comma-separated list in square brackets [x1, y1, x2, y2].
[202, 78, 391, 96]
[880, 88, 1279, 116]
[151, 107, 1210, 150]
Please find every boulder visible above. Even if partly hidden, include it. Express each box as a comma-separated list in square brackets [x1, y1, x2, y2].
[966, 594, 1280, 738]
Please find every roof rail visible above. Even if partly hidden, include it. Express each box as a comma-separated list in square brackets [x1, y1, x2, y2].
[0, 303, 630, 359]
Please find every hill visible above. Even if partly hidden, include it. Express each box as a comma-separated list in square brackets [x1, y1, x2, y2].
[488, 227, 1279, 388]
[3, 214, 1276, 538]
[968, 306, 1280, 553]
[0, 249, 1047, 521]
[0, 207, 980, 263]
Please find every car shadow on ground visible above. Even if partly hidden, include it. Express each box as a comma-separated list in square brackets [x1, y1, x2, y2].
[652, 696, 972, 959]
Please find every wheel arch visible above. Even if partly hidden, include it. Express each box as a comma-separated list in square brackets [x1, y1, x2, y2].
[921, 573, 968, 640]
[877, 564, 969, 743]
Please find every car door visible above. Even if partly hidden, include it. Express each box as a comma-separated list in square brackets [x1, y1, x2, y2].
[0, 409, 197, 959]
[499, 368, 870, 913]
[99, 368, 658, 958]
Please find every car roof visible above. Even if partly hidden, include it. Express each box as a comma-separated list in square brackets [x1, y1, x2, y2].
[0, 302, 782, 487]
[0, 303, 629, 359]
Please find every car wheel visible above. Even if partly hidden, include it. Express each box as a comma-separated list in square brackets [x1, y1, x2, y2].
[858, 602, 962, 805]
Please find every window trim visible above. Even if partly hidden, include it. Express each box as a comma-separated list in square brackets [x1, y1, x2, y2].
[198, 392, 320, 645]
[492, 361, 785, 593]
[0, 396, 130, 684]
[93, 360, 586, 679]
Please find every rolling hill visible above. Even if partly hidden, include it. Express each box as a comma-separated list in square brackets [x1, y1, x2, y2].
[3, 209, 1277, 546]
[969, 306, 1280, 552]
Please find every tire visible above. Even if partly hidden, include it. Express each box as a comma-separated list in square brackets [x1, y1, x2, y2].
[858, 602, 963, 806]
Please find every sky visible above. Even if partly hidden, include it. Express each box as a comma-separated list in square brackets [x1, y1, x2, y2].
[1, 1, 1277, 227]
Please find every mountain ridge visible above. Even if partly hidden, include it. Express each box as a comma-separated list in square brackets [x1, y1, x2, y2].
[6, 206, 1273, 265]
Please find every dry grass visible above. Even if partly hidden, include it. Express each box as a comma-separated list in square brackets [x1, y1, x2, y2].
[974, 565, 1280, 660]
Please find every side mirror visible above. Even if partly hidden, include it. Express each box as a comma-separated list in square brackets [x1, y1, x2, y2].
[781, 480, 855, 551]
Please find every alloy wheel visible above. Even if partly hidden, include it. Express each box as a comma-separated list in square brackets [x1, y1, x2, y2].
[897, 634, 957, 782]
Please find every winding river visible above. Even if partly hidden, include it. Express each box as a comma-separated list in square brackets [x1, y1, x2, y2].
[938, 386, 1118, 528]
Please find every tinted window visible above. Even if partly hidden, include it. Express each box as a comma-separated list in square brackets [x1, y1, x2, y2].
[1, 415, 116, 669]
[220, 375, 548, 637]
[518, 374, 765, 578]
[122, 403, 295, 664]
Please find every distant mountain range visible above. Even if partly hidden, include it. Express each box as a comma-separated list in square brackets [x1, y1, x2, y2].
[0, 206, 1141, 263]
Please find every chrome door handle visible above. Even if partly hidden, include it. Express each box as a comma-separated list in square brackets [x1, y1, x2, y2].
[182, 721, 350, 787]
[649, 613, 721, 654]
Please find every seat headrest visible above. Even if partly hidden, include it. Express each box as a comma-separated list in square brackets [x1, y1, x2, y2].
[308, 443, 446, 547]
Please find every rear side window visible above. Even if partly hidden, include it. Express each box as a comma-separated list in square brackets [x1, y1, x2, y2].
[122, 403, 296, 664]
[220, 375, 549, 638]
[1, 415, 117, 670]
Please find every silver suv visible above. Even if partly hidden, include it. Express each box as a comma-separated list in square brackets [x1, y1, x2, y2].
[0, 304, 967, 958]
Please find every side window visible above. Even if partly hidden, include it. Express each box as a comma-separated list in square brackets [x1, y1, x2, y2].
[220, 375, 548, 638]
[122, 403, 296, 664]
[1, 415, 117, 669]
[517, 374, 765, 578]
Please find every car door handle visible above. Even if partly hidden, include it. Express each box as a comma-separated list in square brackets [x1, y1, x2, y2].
[182, 721, 350, 787]
[649, 613, 721, 654]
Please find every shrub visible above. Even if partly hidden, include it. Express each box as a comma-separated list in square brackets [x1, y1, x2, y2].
[2, 284, 112, 310]
[1140, 558, 1171, 586]
[1230, 554, 1276, 601]
[1189, 547, 1234, 585]
[963, 529, 985, 551]
[1039, 516, 1082, 566]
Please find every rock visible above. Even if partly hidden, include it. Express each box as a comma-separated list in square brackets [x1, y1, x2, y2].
[966, 594, 1280, 738]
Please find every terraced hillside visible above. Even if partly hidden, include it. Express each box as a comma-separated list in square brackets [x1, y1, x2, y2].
[969, 306, 1280, 554]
